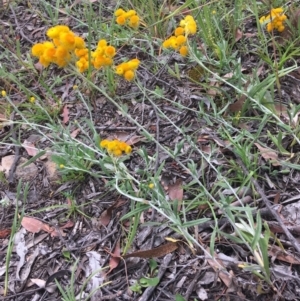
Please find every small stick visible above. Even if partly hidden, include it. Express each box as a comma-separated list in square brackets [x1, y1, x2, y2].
[9, 4, 34, 44]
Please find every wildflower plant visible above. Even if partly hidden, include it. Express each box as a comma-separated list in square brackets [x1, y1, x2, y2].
[259, 7, 287, 32]
[91, 39, 116, 70]
[162, 15, 197, 56]
[31, 24, 139, 81]
[31, 25, 87, 69]
[115, 8, 140, 29]
[100, 139, 132, 157]
[115, 58, 140, 81]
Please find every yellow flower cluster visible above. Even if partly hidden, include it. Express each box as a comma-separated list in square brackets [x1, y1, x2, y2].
[31, 25, 140, 80]
[259, 7, 287, 32]
[92, 39, 116, 69]
[100, 139, 132, 156]
[163, 15, 197, 56]
[115, 58, 140, 81]
[31, 25, 87, 69]
[115, 9, 140, 29]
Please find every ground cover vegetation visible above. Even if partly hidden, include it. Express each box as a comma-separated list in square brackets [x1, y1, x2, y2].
[1, 0, 300, 300]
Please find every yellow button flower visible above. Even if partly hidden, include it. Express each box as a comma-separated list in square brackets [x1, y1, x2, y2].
[179, 45, 188, 56]
[175, 27, 185, 36]
[31, 43, 45, 57]
[100, 139, 132, 156]
[114, 8, 140, 29]
[46, 25, 70, 39]
[260, 7, 287, 32]
[124, 70, 135, 81]
[105, 46, 116, 58]
[115, 8, 125, 17]
[116, 15, 126, 25]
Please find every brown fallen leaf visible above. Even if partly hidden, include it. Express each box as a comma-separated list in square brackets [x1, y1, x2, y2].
[0, 228, 11, 238]
[59, 220, 74, 230]
[235, 28, 243, 42]
[168, 178, 183, 202]
[70, 128, 80, 138]
[274, 104, 288, 119]
[254, 143, 280, 166]
[61, 105, 70, 124]
[100, 199, 127, 226]
[123, 241, 178, 259]
[49, 220, 74, 237]
[100, 207, 113, 227]
[21, 217, 42, 233]
[22, 140, 38, 157]
[21, 217, 53, 234]
[268, 245, 300, 265]
[107, 240, 121, 274]
[206, 247, 236, 290]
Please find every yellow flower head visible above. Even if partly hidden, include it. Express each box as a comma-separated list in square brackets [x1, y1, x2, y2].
[47, 25, 70, 39]
[125, 145, 132, 154]
[124, 10, 136, 18]
[124, 70, 135, 81]
[31, 43, 45, 57]
[76, 57, 89, 73]
[129, 15, 140, 28]
[176, 35, 186, 46]
[1, 90, 7, 97]
[59, 32, 76, 50]
[175, 27, 185, 36]
[43, 46, 56, 63]
[260, 7, 287, 32]
[162, 38, 172, 48]
[127, 58, 140, 70]
[179, 45, 188, 57]
[115, 8, 140, 29]
[115, 59, 140, 81]
[39, 56, 50, 67]
[116, 15, 126, 25]
[74, 36, 86, 49]
[29, 96, 35, 103]
[75, 48, 88, 58]
[180, 15, 197, 35]
[115, 66, 124, 75]
[105, 46, 116, 58]
[55, 45, 67, 56]
[100, 139, 132, 156]
[115, 8, 126, 17]
[98, 39, 107, 48]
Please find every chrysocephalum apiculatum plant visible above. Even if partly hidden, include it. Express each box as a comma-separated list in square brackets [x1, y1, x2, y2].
[162, 15, 197, 56]
[259, 7, 287, 32]
[31, 8, 142, 82]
